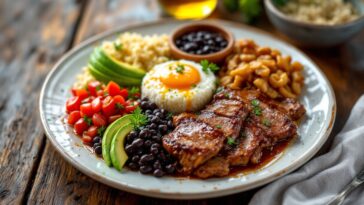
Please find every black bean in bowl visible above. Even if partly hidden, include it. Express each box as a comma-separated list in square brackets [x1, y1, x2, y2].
[175, 30, 228, 55]
[124, 97, 177, 177]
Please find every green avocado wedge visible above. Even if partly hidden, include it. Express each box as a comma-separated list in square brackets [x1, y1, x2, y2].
[89, 53, 142, 86]
[110, 123, 133, 171]
[94, 47, 146, 78]
[102, 115, 132, 167]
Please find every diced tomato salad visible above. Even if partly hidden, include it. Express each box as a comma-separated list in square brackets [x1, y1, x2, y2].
[66, 81, 140, 143]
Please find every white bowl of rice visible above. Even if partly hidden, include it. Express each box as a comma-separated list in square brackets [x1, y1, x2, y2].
[264, 0, 364, 47]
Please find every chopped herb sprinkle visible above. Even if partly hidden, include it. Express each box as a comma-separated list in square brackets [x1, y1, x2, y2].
[83, 116, 92, 126]
[216, 125, 222, 129]
[215, 87, 224, 94]
[253, 106, 262, 116]
[97, 126, 106, 136]
[251, 99, 260, 106]
[262, 118, 271, 127]
[227, 137, 236, 146]
[251, 99, 262, 116]
[175, 64, 185, 74]
[128, 87, 140, 100]
[113, 41, 123, 51]
[115, 102, 124, 110]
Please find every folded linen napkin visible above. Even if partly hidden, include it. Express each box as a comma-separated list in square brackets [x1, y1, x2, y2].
[249, 95, 364, 205]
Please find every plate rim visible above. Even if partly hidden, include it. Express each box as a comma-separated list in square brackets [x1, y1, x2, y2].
[39, 19, 336, 199]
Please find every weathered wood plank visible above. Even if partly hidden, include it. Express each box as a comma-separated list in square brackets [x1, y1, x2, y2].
[0, 0, 81, 204]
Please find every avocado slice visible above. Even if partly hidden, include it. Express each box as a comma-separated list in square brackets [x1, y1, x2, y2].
[94, 47, 146, 78]
[88, 64, 113, 84]
[110, 123, 133, 171]
[89, 53, 142, 86]
[102, 115, 132, 166]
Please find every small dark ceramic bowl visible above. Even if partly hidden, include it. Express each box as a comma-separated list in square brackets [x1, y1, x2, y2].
[264, 0, 364, 47]
[169, 22, 235, 63]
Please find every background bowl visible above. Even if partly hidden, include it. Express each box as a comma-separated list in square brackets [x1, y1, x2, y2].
[169, 22, 234, 63]
[264, 0, 364, 47]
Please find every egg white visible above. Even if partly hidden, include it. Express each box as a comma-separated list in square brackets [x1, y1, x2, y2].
[141, 60, 217, 113]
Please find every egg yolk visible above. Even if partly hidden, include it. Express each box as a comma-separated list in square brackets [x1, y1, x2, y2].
[160, 64, 201, 90]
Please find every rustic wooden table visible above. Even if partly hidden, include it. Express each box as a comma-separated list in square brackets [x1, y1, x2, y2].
[1, 0, 364, 204]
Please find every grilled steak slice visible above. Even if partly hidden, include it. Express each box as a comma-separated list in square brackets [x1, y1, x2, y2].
[205, 99, 247, 118]
[198, 98, 248, 139]
[162, 120, 225, 174]
[249, 101, 297, 141]
[218, 88, 298, 141]
[173, 112, 196, 126]
[172, 97, 249, 140]
[198, 111, 243, 139]
[227, 122, 264, 166]
[271, 98, 306, 121]
[165, 88, 303, 178]
[193, 157, 230, 178]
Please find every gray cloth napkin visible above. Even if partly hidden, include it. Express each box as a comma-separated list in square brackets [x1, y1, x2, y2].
[249, 95, 364, 205]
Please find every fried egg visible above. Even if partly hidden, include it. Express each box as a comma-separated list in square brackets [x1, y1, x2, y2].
[141, 60, 217, 113]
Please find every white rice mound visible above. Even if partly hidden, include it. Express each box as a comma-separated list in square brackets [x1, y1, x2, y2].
[141, 60, 217, 114]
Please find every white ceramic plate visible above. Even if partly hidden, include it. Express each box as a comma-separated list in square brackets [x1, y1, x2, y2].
[39, 20, 336, 199]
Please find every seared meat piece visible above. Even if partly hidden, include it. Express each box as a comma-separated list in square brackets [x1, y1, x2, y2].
[166, 96, 249, 174]
[193, 157, 230, 178]
[249, 99, 297, 141]
[218, 88, 298, 141]
[172, 97, 249, 140]
[271, 98, 306, 121]
[172, 113, 196, 125]
[205, 99, 247, 118]
[198, 111, 243, 139]
[227, 122, 264, 166]
[165, 88, 304, 178]
[162, 120, 225, 174]
[198, 98, 248, 139]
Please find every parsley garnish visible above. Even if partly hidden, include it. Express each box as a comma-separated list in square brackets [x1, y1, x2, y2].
[166, 112, 173, 119]
[83, 116, 92, 126]
[253, 106, 262, 116]
[115, 102, 124, 110]
[251, 99, 260, 106]
[215, 87, 224, 94]
[224, 93, 230, 99]
[128, 87, 140, 100]
[200, 59, 219, 73]
[216, 125, 222, 129]
[262, 118, 271, 127]
[227, 137, 236, 146]
[251, 99, 262, 116]
[130, 107, 148, 129]
[176, 64, 185, 74]
[113, 41, 122, 51]
[97, 126, 106, 136]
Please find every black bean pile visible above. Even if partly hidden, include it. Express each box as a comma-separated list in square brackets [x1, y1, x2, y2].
[175, 30, 228, 55]
[124, 98, 177, 177]
[92, 136, 102, 155]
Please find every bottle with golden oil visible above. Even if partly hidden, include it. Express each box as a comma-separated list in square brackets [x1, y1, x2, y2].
[158, 0, 218, 20]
